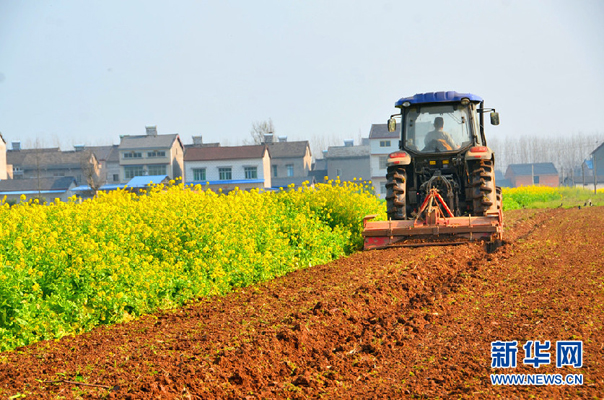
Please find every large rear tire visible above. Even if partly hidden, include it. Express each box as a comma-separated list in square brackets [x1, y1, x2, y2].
[386, 166, 406, 220]
[471, 159, 497, 216]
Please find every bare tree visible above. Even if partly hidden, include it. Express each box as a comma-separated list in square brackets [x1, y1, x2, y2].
[490, 132, 604, 184]
[246, 118, 275, 145]
[80, 151, 104, 197]
[309, 132, 348, 161]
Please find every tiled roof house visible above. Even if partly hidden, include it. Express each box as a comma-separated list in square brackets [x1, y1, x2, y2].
[7, 146, 99, 185]
[264, 135, 312, 188]
[325, 140, 371, 183]
[117, 126, 184, 183]
[505, 162, 559, 187]
[184, 144, 271, 191]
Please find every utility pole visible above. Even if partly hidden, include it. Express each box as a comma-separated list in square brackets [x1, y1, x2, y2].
[594, 154, 597, 195]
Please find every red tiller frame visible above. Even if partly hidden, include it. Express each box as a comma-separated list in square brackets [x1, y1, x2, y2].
[362, 189, 503, 250]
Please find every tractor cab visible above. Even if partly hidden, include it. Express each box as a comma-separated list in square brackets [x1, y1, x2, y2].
[388, 92, 498, 156]
[402, 102, 481, 154]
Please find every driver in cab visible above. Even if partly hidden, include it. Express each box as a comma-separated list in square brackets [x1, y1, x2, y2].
[424, 117, 459, 151]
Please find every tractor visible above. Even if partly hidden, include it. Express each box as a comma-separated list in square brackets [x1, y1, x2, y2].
[363, 91, 503, 250]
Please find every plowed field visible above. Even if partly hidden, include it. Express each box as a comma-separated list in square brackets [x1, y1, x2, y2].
[1, 207, 603, 399]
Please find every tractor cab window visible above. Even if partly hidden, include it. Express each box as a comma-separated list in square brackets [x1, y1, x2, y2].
[403, 104, 474, 153]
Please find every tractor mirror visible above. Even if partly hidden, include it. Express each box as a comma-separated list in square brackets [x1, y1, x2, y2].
[490, 111, 500, 126]
[388, 117, 396, 132]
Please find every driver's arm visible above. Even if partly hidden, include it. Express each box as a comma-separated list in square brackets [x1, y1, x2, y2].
[444, 132, 458, 149]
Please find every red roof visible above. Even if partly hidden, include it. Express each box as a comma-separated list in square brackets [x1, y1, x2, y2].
[184, 145, 269, 161]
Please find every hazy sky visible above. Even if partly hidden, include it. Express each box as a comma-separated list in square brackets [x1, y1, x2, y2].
[1, 0, 603, 152]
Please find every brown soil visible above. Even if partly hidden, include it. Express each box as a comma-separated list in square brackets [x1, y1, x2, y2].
[1, 207, 603, 399]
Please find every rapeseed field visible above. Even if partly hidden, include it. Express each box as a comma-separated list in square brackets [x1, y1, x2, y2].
[0, 180, 384, 351]
[502, 185, 604, 210]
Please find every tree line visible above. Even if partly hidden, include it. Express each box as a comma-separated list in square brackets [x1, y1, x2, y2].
[488, 132, 604, 178]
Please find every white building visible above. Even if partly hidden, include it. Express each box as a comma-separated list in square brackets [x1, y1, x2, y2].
[184, 144, 271, 192]
[368, 124, 399, 198]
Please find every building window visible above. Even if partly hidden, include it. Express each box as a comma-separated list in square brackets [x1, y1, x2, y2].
[380, 182, 387, 194]
[193, 168, 206, 181]
[147, 150, 166, 158]
[379, 156, 388, 170]
[244, 166, 258, 179]
[272, 165, 278, 177]
[124, 166, 144, 179]
[219, 167, 232, 180]
[123, 152, 142, 159]
[533, 175, 540, 184]
[286, 164, 294, 177]
[380, 140, 391, 147]
[113, 174, 119, 182]
[148, 165, 167, 175]
[336, 168, 342, 177]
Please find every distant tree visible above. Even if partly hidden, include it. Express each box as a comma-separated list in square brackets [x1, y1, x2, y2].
[25, 137, 48, 149]
[80, 151, 104, 197]
[247, 118, 275, 145]
[490, 132, 604, 183]
[33, 138, 43, 199]
[309, 132, 346, 161]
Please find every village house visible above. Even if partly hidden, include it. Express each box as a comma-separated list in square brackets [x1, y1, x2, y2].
[184, 144, 271, 192]
[88, 144, 120, 184]
[263, 134, 313, 188]
[7, 142, 100, 186]
[505, 162, 559, 187]
[0, 176, 77, 203]
[590, 142, 604, 189]
[325, 140, 371, 183]
[309, 157, 328, 183]
[118, 126, 184, 183]
[368, 124, 399, 198]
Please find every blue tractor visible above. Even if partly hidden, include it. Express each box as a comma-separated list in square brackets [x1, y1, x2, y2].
[363, 91, 503, 250]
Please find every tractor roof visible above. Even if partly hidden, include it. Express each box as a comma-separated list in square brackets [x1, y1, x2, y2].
[395, 91, 483, 107]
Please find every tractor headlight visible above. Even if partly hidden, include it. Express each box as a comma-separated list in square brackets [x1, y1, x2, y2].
[460, 97, 470, 106]
[402, 101, 411, 107]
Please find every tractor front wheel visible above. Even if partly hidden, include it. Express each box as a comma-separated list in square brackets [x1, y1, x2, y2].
[386, 166, 407, 220]
[471, 159, 497, 216]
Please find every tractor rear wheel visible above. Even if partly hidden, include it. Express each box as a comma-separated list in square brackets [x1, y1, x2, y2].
[471, 159, 497, 216]
[386, 166, 406, 220]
